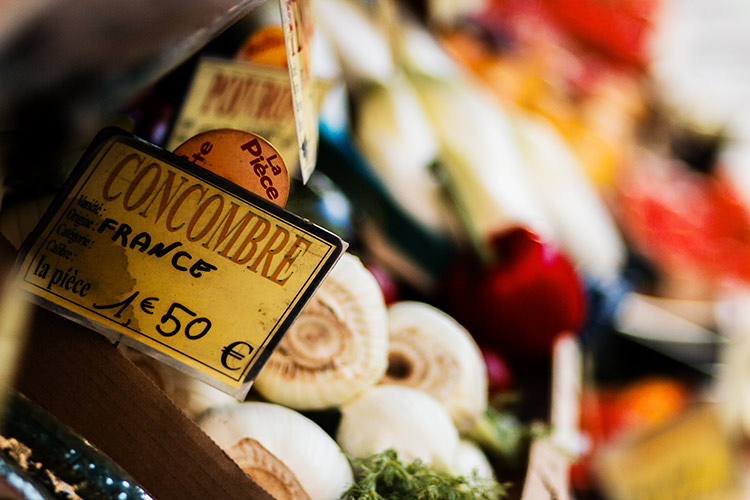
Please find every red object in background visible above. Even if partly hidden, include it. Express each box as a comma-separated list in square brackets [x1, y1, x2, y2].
[482, 348, 515, 393]
[616, 156, 750, 287]
[480, 0, 658, 68]
[443, 226, 586, 361]
[544, 0, 659, 67]
[365, 261, 400, 305]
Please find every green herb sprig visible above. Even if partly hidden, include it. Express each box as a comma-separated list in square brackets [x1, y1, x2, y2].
[340, 449, 508, 500]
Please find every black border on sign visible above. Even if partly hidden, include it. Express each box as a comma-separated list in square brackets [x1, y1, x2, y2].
[16, 127, 346, 387]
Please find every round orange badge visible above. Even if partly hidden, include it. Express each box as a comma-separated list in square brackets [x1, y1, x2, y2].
[174, 129, 290, 208]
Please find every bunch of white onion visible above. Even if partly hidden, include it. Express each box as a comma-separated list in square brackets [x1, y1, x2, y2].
[248, 252, 493, 472]
[331, 299, 496, 482]
[336, 384, 496, 484]
[124, 249, 500, 495]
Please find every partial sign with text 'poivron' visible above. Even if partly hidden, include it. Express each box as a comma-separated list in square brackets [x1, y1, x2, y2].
[16, 128, 345, 398]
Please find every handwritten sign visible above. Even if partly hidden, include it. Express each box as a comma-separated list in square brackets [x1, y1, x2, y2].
[166, 58, 300, 177]
[16, 128, 344, 398]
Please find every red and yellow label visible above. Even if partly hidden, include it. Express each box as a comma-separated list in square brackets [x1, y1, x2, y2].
[16, 129, 344, 397]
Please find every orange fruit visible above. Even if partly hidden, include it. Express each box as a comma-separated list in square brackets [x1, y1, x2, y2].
[608, 376, 691, 434]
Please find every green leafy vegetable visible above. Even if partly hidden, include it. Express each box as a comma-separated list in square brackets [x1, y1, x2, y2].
[340, 449, 508, 499]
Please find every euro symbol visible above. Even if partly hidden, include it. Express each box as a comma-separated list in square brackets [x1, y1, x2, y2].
[221, 341, 253, 371]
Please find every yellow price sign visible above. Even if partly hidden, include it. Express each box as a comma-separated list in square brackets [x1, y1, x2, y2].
[16, 128, 345, 398]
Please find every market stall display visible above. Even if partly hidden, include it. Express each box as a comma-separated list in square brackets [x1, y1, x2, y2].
[2, 0, 749, 499]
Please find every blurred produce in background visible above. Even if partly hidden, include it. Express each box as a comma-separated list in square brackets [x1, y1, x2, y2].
[4, 0, 750, 498]
[305, 0, 750, 497]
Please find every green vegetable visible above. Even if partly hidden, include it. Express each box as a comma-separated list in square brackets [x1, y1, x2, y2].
[340, 449, 507, 500]
[464, 408, 526, 465]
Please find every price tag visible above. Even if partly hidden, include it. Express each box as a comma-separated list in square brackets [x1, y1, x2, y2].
[15, 128, 345, 398]
[596, 405, 741, 500]
[166, 57, 300, 177]
[279, 0, 317, 183]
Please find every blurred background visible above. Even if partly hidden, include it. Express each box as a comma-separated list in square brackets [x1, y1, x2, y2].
[2, 0, 750, 498]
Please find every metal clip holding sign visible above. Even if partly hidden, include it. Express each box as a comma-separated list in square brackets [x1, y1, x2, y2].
[15, 128, 346, 399]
